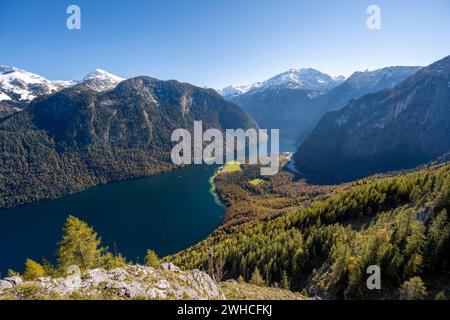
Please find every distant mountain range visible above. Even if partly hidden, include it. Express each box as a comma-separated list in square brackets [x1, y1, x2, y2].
[0, 66, 124, 117]
[220, 66, 421, 143]
[0, 65, 75, 103]
[294, 55, 450, 183]
[219, 68, 345, 99]
[2, 56, 448, 198]
[0, 75, 257, 208]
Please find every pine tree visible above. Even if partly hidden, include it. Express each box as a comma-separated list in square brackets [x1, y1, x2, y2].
[7, 269, 20, 277]
[102, 252, 127, 269]
[249, 267, 264, 286]
[435, 291, 446, 300]
[399, 277, 427, 300]
[41, 259, 59, 277]
[281, 270, 290, 290]
[23, 259, 46, 280]
[144, 249, 160, 267]
[426, 209, 450, 270]
[56, 215, 105, 271]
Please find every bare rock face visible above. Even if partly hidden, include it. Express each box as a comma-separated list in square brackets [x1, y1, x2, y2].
[0, 264, 225, 300]
[159, 262, 181, 272]
[295, 55, 450, 183]
[0, 280, 13, 291]
[4, 276, 23, 286]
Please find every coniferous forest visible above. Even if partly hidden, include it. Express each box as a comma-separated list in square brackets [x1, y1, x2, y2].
[1, 1, 450, 304]
[169, 163, 450, 299]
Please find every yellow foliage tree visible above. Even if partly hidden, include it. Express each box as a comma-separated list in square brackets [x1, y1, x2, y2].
[23, 259, 46, 280]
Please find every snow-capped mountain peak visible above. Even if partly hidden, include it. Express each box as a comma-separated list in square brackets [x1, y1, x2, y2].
[218, 84, 261, 99]
[261, 68, 342, 91]
[219, 68, 345, 99]
[0, 65, 20, 74]
[0, 65, 66, 102]
[83, 68, 124, 82]
[82, 68, 125, 92]
[0, 65, 125, 103]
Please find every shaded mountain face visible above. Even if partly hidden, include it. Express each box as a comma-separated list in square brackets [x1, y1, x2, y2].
[231, 86, 326, 141]
[323, 66, 423, 112]
[294, 55, 450, 184]
[0, 76, 257, 208]
[222, 67, 420, 144]
[224, 69, 344, 141]
[0, 100, 22, 118]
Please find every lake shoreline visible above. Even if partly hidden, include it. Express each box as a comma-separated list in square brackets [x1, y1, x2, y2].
[208, 172, 226, 208]
[0, 165, 225, 276]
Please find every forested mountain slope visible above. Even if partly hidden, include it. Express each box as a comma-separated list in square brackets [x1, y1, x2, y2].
[169, 163, 450, 299]
[0, 76, 257, 208]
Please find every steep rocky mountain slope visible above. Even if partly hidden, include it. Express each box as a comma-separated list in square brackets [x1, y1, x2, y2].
[0, 76, 257, 208]
[0, 100, 22, 118]
[222, 67, 420, 143]
[294, 55, 450, 183]
[323, 66, 422, 112]
[223, 69, 344, 141]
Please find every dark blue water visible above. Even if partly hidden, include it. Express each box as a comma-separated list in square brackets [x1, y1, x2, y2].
[0, 165, 225, 276]
[0, 136, 297, 276]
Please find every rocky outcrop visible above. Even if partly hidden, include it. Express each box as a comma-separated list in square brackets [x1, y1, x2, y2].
[0, 276, 23, 292]
[0, 264, 225, 300]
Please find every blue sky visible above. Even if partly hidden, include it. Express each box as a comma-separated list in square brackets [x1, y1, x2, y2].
[1, 0, 449, 88]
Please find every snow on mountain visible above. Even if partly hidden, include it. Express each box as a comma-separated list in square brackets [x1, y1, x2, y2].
[82, 68, 125, 92]
[333, 75, 346, 82]
[0, 66, 125, 102]
[220, 68, 345, 99]
[218, 84, 261, 99]
[260, 68, 340, 91]
[0, 66, 65, 102]
[0, 91, 11, 101]
[52, 80, 79, 88]
[344, 66, 422, 89]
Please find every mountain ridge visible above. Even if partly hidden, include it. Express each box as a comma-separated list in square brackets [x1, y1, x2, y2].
[219, 68, 345, 99]
[0, 75, 258, 208]
[0, 66, 125, 104]
[294, 55, 450, 183]
[221, 66, 420, 142]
